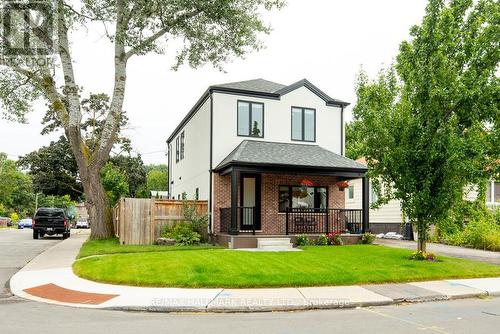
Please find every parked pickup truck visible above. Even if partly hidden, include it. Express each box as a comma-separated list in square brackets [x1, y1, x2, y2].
[33, 208, 70, 239]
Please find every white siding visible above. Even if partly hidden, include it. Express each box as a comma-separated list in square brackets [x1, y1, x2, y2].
[211, 86, 342, 167]
[345, 178, 404, 224]
[169, 98, 210, 200]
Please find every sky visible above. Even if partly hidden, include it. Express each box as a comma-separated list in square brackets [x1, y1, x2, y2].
[0, 0, 427, 165]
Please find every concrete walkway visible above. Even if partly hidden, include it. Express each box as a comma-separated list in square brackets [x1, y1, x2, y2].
[375, 239, 500, 265]
[9, 232, 500, 312]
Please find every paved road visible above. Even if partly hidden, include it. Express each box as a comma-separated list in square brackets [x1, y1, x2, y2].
[375, 239, 500, 265]
[0, 295, 499, 333]
[0, 228, 60, 298]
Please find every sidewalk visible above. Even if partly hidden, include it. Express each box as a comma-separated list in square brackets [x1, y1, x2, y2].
[9, 232, 500, 313]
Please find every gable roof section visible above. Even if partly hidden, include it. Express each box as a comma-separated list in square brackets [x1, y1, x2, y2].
[167, 78, 349, 143]
[214, 140, 367, 172]
[275, 79, 349, 107]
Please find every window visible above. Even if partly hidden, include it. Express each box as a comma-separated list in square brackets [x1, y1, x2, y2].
[370, 184, 378, 204]
[175, 137, 179, 163]
[180, 131, 185, 160]
[348, 185, 354, 199]
[291, 107, 315, 142]
[237, 101, 264, 137]
[195, 188, 199, 200]
[279, 185, 328, 212]
[487, 181, 500, 204]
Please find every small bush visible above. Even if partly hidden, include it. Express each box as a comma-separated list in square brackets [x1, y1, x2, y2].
[327, 232, 343, 245]
[316, 234, 328, 245]
[162, 222, 201, 246]
[361, 233, 375, 244]
[409, 251, 437, 261]
[296, 234, 310, 246]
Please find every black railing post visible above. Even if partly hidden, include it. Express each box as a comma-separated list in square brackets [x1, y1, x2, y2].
[285, 208, 289, 235]
[325, 208, 329, 234]
[252, 207, 256, 235]
[362, 176, 370, 233]
[229, 169, 239, 235]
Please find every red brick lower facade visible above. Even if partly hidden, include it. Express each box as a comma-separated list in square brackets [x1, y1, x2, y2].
[213, 173, 345, 235]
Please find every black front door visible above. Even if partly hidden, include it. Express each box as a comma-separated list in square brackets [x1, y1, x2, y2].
[240, 174, 261, 231]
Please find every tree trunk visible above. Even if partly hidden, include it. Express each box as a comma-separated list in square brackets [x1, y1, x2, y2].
[417, 221, 427, 252]
[81, 168, 114, 239]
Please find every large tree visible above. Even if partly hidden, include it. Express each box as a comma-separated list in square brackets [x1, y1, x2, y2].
[0, 0, 284, 239]
[352, 0, 499, 252]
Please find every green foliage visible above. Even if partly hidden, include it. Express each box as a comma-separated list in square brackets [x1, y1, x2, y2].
[296, 234, 310, 246]
[0, 153, 34, 215]
[37, 194, 76, 210]
[146, 168, 168, 192]
[182, 196, 209, 239]
[361, 233, 376, 244]
[10, 212, 19, 222]
[442, 218, 500, 252]
[111, 155, 147, 197]
[18, 136, 83, 200]
[316, 234, 328, 246]
[100, 162, 129, 206]
[350, 0, 499, 251]
[409, 251, 438, 261]
[162, 223, 201, 246]
[327, 232, 343, 246]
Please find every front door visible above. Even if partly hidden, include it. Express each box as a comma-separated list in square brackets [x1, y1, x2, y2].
[240, 174, 261, 230]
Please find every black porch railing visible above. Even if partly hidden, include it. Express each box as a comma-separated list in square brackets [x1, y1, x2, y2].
[219, 207, 257, 235]
[285, 208, 363, 235]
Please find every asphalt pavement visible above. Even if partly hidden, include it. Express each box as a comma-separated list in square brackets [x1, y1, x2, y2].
[0, 228, 60, 298]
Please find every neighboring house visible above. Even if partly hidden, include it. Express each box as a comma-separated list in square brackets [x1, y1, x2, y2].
[75, 202, 88, 221]
[167, 78, 369, 247]
[345, 158, 499, 234]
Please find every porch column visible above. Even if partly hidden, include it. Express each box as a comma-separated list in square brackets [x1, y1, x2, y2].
[229, 168, 239, 235]
[362, 176, 370, 233]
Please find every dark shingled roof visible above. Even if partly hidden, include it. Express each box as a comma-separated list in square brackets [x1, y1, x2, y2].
[215, 140, 368, 171]
[212, 78, 286, 93]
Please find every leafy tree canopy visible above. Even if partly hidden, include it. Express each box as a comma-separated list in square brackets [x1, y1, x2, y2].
[351, 0, 499, 251]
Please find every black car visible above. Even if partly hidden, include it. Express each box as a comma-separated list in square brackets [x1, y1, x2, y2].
[33, 208, 71, 239]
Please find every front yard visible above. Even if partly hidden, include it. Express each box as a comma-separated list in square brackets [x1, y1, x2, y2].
[73, 240, 500, 288]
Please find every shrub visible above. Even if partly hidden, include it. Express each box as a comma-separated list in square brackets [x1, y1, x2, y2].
[409, 251, 437, 261]
[316, 234, 328, 246]
[162, 222, 201, 246]
[296, 234, 310, 246]
[327, 232, 343, 245]
[361, 233, 375, 244]
[182, 195, 209, 240]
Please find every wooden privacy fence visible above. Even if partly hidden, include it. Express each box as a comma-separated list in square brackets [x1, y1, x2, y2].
[113, 198, 208, 245]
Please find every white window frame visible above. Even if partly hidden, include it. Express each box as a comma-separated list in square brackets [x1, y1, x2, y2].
[486, 180, 500, 205]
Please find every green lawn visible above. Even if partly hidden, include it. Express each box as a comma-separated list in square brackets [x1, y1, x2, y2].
[76, 237, 219, 259]
[73, 243, 500, 288]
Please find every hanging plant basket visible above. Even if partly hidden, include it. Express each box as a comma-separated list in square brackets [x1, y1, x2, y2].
[336, 180, 349, 191]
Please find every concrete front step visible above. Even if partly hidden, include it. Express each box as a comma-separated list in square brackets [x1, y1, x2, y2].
[257, 238, 293, 250]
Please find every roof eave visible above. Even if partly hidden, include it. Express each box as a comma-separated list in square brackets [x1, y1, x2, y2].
[214, 160, 368, 174]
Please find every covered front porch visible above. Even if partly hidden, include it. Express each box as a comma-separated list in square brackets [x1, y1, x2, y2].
[212, 141, 369, 247]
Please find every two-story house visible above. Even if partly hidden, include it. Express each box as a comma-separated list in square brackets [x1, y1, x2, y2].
[167, 79, 369, 248]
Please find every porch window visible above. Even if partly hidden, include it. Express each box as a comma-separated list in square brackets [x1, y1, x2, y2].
[279, 185, 327, 212]
[237, 101, 264, 137]
[291, 107, 315, 142]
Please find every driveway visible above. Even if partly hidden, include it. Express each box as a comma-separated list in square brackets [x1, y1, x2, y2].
[375, 239, 500, 265]
[0, 228, 61, 298]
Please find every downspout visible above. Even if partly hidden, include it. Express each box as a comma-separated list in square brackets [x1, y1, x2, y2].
[340, 105, 344, 156]
[208, 92, 214, 235]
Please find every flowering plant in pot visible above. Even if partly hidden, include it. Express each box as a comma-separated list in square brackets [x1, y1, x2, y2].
[336, 180, 349, 191]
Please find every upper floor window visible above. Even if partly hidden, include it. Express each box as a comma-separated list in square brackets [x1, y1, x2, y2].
[486, 181, 500, 204]
[237, 101, 264, 137]
[175, 137, 179, 163]
[180, 131, 185, 160]
[291, 107, 315, 142]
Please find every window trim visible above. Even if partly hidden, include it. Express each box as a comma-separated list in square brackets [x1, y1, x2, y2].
[278, 185, 329, 213]
[291, 106, 316, 142]
[487, 180, 500, 204]
[237, 100, 265, 138]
